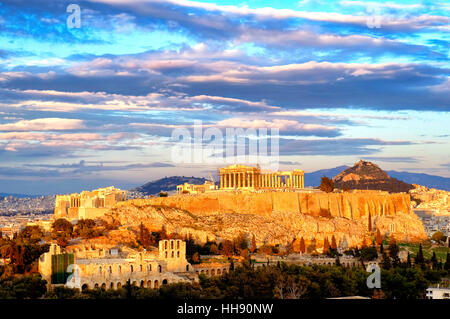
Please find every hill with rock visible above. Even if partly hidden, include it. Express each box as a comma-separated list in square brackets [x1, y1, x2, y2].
[132, 176, 208, 195]
[332, 160, 414, 193]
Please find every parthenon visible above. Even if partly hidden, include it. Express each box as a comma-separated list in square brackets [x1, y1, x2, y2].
[219, 164, 304, 190]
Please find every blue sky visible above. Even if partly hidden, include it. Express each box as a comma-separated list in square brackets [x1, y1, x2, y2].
[0, 0, 448, 194]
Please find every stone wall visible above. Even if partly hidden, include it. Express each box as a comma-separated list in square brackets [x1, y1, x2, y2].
[141, 191, 411, 220]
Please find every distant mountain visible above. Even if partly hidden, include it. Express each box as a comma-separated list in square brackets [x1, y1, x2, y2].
[332, 160, 414, 193]
[133, 176, 209, 195]
[304, 165, 450, 191]
[386, 171, 450, 191]
[0, 192, 41, 198]
[304, 166, 349, 187]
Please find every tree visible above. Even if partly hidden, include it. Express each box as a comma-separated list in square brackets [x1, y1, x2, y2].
[415, 244, 425, 267]
[52, 219, 73, 235]
[160, 225, 168, 240]
[376, 228, 382, 246]
[192, 252, 200, 264]
[430, 252, 438, 269]
[388, 238, 400, 267]
[381, 252, 391, 269]
[431, 231, 445, 243]
[331, 235, 337, 250]
[18, 226, 44, 245]
[251, 235, 257, 253]
[406, 252, 412, 268]
[319, 176, 334, 193]
[138, 223, 154, 248]
[221, 240, 234, 256]
[444, 252, 450, 271]
[335, 256, 341, 267]
[299, 237, 306, 254]
[323, 237, 330, 255]
[210, 244, 219, 255]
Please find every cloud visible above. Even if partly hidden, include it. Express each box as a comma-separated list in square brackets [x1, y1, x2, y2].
[0, 118, 85, 131]
[278, 138, 414, 156]
[362, 156, 419, 163]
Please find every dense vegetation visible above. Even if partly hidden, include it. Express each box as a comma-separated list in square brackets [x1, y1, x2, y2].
[1, 220, 449, 299]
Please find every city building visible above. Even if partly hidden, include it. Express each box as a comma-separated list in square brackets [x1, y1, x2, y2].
[426, 286, 450, 299]
[38, 239, 196, 291]
[54, 186, 126, 221]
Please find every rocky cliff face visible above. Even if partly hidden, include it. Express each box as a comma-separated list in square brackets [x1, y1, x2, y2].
[333, 160, 414, 193]
[103, 191, 427, 249]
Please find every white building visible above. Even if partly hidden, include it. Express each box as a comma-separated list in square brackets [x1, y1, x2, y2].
[426, 286, 450, 299]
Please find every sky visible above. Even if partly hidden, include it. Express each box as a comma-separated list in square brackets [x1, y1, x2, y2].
[0, 0, 448, 195]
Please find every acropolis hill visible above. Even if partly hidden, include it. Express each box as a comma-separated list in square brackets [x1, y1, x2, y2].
[54, 164, 427, 250]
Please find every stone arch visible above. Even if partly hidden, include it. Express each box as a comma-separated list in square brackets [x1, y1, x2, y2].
[217, 269, 221, 275]
[200, 270, 204, 274]
[140, 280, 145, 288]
[211, 269, 215, 276]
[147, 280, 152, 288]
[110, 282, 114, 289]
[101, 283, 106, 290]
[154, 280, 159, 289]
[162, 279, 168, 285]
[223, 268, 227, 273]
[132, 281, 137, 287]
[82, 284, 89, 291]
[94, 283, 99, 289]
[206, 269, 209, 275]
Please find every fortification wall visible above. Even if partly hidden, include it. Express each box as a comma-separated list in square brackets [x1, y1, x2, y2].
[141, 191, 410, 220]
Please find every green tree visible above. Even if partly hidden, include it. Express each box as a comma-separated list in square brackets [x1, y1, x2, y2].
[381, 252, 391, 270]
[319, 176, 334, 193]
[52, 218, 73, 235]
[406, 253, 412, 268]
[388, 238, 400, 267]
[331, 235, 337, 250]
[323, 237, 330, 255]
[415, 244, 425, 267]
[251, 235, 257, 253]
[210, 244, 219, 255]
[299, 237, 306, 254]
[375, 228, 382, 246]
[431, 231, 445, 243]
[430, 252, 438, 269]
[221, 240, 234, 256]
[444, 252, 450, 271]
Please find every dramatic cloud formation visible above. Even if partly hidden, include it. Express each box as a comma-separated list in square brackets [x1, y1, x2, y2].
[0, 0, 448, 193]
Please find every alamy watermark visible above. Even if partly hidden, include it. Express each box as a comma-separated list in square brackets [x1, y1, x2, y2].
[67, 4, 81, 28]
[366, 263, 381, 289]
[170, 121, 280, 171]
